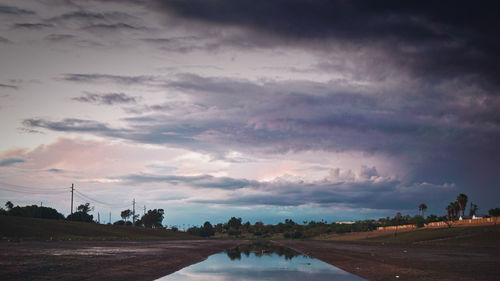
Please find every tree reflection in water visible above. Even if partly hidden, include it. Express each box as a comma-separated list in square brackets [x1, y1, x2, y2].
[226, 241, 301, 261]
[158, 240, 366, 280]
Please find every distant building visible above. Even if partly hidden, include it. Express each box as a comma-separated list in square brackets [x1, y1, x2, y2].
[336, 221, 355, 224]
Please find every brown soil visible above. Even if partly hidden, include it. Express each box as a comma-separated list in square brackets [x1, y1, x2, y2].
[0, 239, 242, 281]
[2, 238, 500, 280]
[316, 227, 418, 241]
[276, 240, 500, 281]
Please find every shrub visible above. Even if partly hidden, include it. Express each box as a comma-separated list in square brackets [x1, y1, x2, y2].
[228, 229, 241, 236]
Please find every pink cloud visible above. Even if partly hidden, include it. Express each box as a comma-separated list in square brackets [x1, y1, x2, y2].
[0, 137, 183, 180]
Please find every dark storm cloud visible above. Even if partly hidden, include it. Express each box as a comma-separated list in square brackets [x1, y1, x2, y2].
[28, 70, 500, 210]
[141, 36, 211, 53]
[47, 10, 136, 23]
[0, 36, 11, 43]
[22, 118, 122, 135]
[0, 158, 25, 167]
[155, 0, 500, 85]
[168, 173, 454, 211]
[123, 174, 259, 190]
[121, 172, 410, 208]
[155, 0, 499, 47]
[45, 10, 145, 33]
[73, 92, 137, 105]
[47, 72, 500, 154]
[0, 83, 18, 89]
[156, 0, 442, 41]
[13, 23, 53, 29]
[44, 34, 74, 42]
[62, 73, 156, 85]
[82, 23, 143, 32]
[46, 168, 64, 173]
[0, 5, 35, 15]
[22, 117, 205, 149]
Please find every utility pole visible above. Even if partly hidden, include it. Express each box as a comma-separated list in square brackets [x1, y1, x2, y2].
[132, 199, 136, 224]
[98, 212, 100, 224]
[109, 212, 111, 224]
[70, 183, 74, 214]
[143, 205, 146, 215]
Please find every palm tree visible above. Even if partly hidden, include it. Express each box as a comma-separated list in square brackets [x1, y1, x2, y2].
[418, 203, 428, 218]
[469, 203, 478, 217]
[446, 203, 454, 220]
[452, 201, 460, 219]
[456, 193, 468, 218]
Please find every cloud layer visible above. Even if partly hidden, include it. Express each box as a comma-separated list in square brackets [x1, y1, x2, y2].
[1, 0, 499, 223]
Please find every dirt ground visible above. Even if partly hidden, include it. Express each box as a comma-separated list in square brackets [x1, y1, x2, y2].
[277, 240, 500, 281]
[315, 227, 418, 241]
[2, 238, 500, 280]
[0, 240, 242, 281]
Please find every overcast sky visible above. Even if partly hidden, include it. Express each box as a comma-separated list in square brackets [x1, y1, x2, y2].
[1, 0, 499, 226]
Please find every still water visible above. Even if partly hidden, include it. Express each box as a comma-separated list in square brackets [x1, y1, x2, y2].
[157, 242, 365, 281]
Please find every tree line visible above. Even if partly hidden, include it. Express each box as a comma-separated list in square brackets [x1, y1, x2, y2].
[2, 192, 499, 238]
[0, 201, 166, 229]
[184, 193, 500, 239]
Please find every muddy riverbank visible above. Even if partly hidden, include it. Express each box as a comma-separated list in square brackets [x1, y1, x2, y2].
[2, 238, 499, 280]
[0, 240, 242, 280]
[277, 240, 500, 281]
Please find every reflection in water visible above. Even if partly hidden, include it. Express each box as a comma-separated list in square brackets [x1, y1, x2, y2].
[157, 242, 365, 281]
[226, 241, 301, 261]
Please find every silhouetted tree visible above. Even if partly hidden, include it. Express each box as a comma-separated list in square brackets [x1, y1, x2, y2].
[410, 215, 425, 228]
[200, 221, 215, 237]
[134, 219, 143, 227]
[446, 203, 453, 219]
[228, 217, 242, 230]
[77, 203, 93, 214]
[489, 208, 500, 217]
[5, 201, 13, 210]
[121, 209, 132, 222]
[226, 217, 242, 236]
[489, 208, 500, 224]
[418, 203, 427, 218]
[452, 201, 460, 219]
[141, 209, 164, 228]
[5, 203, 64, 220]
[67, 203, 94, 222]
[456, 193, 468, 218]
[469, 203, 479, 217]
[426, 214, 439, 223]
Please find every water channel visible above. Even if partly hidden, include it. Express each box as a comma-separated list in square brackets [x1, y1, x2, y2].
[157, 242, 365, 280]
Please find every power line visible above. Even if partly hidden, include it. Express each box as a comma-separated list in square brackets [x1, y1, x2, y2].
[0, 181, 138, 211]
[75, 190, 130, 208]
[0, 181, 66, 192]
[0, 185, 66, 195]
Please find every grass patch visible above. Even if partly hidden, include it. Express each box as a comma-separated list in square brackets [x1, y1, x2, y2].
[0, 215, 196, 241]
[363, 225, 500, 247]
